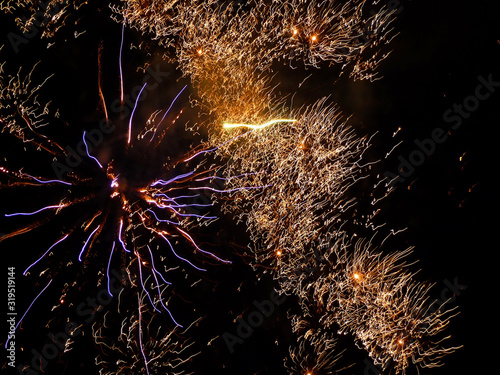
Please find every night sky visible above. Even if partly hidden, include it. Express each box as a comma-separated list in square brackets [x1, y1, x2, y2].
[1, 1, 499, 374]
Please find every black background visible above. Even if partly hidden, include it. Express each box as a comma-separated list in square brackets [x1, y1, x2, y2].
[1, 1, 499, 374]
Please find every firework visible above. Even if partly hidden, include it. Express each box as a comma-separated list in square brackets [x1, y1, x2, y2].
[0, 53, 245, 351]
[0, 59, 57, 151]
[309, 237, 461, 373]
[115, 0, 395, 77]
[217, 98, 368, 268]
[286, 316, 346, 375]
[93, 288, 199, 375]
[1, 1, 463, 374]
[108, 2, 461, 372]
[110, 0, 396, 139]
[1, 0, 87, 40]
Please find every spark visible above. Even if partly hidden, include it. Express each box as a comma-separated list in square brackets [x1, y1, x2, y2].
[93, 295, 197, 374]
[78, 225, 101, 262]
[5, 279, 53, 349]
[158, 233, 206, 272]
[145, 209, 180, 226]
[2, 65, 229, 358]
[176, 227, 231, 264]
[98, 44, 109, 123]
[5, 203, 66, 217]
[137, 293, 151, 375]
[111, 177, 119, 188]
[83, 130, 103, 169]
[137, 252, 161, 314]
[315, 238, 461, 372]
[150, 84, 188, 141]
[23, 234, 69, 276]
[143, 246, 181, 327]
[107, 242, 116, 297]
[183, 129, 256, 162]
[151, 170, 195, 187]
[21, 173, 72, 186]
[188, 185, 272, 194]
[119, 7, 127, 104]
[128, 82, 147, 145]
[146, 245, 171, 286]
[118, 219, 131, 253]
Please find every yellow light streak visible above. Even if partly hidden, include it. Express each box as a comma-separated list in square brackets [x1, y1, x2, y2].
[223, 119, 297, 130]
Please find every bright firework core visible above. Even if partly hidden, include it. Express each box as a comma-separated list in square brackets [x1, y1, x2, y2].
[105, 160, 137, 201]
